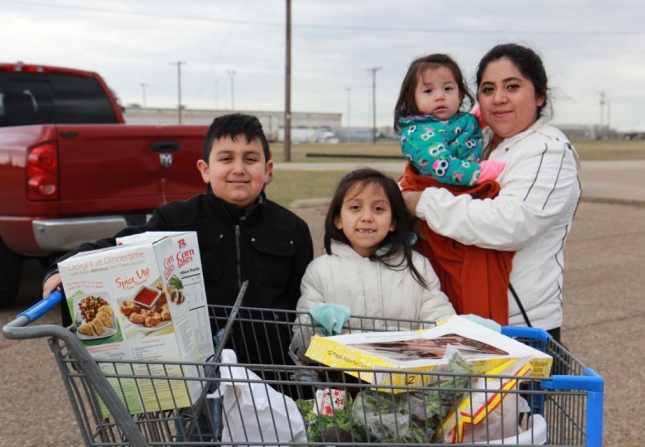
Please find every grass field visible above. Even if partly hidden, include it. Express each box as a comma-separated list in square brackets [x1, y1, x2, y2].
[266, 139, 645, 206]
[269, 138, 645, 163]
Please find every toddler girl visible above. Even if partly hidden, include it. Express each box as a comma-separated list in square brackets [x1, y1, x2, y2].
[394, 53, 504, 185]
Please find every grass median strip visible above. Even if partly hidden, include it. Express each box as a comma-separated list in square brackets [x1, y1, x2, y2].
[266, 139, 645, 207]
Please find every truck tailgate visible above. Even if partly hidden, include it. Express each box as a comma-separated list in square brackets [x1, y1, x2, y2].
[56, 124, 207, 215]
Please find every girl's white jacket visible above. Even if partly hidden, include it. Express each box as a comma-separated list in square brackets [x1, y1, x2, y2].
[415, 118, 581, 330]
[297, 239, 456, 329]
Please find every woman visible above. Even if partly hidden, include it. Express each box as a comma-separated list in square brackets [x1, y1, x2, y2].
[403, 43, 581, 342]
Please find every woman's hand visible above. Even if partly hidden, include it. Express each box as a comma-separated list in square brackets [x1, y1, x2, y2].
[43, 273, 62, 298]
[402, 191, 422, 218]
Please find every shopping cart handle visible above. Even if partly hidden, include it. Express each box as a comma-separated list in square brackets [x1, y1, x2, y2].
[17, 290, 63, 324]
[501, 325, 551, 344]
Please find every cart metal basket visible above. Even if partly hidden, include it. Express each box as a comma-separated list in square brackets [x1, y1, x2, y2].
[3, 287, 603, 446]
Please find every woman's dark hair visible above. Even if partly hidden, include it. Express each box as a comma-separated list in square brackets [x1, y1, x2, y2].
[202, 113, 270, 161]
[476, 43, 550, 118]
[324, 168, 428, 288]
[394, 53, 475, 132]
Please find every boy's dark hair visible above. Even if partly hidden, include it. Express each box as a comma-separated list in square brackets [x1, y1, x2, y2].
[202, 113, 271, 161]
[476, 43, 550, 118]
[394, 53, 475, 132]
[324, 168, 428, 288]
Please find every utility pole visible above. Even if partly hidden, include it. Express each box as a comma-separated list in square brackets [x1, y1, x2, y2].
[367, 67, 381, 144]
[284, 0, 292, 161]
[170, 61, 186, 124]
[227, 70, 236, 110]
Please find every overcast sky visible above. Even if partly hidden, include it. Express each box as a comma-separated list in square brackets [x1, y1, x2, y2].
[3, 0, 645, 130]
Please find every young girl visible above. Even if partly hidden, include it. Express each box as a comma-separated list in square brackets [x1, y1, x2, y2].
[295, 168, 456, 331]
[394, 53, 505, 185]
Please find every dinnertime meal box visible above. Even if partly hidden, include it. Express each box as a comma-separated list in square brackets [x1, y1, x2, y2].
[304, 315, 553, 389]
[58, 231, 213, 416]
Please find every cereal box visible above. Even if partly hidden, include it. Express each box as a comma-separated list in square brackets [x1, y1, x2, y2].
[58, 231, 213, 415]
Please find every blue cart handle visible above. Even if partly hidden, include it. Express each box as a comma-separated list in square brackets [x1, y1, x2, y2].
[501, 325, 551, 345]
[3, 289, 150, 446]
[17, 291, 63, 324]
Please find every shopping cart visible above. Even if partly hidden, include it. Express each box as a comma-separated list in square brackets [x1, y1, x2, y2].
[4, 287, 603, 447]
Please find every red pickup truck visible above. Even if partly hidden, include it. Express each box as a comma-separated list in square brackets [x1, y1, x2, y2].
[0, 62, 209, 306]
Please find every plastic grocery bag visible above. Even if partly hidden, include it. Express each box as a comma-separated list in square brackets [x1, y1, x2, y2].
[440, 356, 533, 443]
[207, 349, 307, 446]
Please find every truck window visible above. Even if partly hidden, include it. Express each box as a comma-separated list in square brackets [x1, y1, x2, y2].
[0, 72, 117, 127]
[50, 74, 117, 124]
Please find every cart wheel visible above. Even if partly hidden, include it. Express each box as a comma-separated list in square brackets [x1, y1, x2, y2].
[0, 238, 23, 308]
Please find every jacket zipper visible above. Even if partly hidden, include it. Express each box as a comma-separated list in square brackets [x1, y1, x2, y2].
[235, 224, 242, 289]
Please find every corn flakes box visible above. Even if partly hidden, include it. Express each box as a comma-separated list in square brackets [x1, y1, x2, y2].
[58, 231, 213, 415]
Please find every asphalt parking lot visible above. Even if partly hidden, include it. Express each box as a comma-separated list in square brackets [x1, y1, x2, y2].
[1, 161, 644, 446]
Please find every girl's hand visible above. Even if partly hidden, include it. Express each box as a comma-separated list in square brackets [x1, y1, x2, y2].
[402, 191, 422, 217]
[43, 273, 62, 298]
[476, 160, 506, 184]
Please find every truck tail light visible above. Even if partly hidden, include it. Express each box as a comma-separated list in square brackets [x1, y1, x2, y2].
[27, 143, 59, 200]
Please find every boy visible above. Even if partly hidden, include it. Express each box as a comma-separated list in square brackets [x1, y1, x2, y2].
[43, 113, 314, 369]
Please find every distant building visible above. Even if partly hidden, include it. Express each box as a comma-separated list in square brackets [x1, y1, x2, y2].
[123, 107, 341, 142]
[557, 124, 598, 140]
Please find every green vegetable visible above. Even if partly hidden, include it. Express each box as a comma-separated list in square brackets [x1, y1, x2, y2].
[167, 275, 183, 290]
[295, 395, 365, 443]
[350, 354, 474, 444]
[295, 355, 475, 444]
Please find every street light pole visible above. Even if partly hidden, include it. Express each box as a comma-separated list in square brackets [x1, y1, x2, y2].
[367, 67, 381, 144]
[140, 82, 148, 120]
[345, 87, 351, 142]
[214, 80, 219, 110]
[345, 87, 351, 128]
[170, 61, 186, 124]
[140, 82, 148, 107]
[606, 97, 611, 139]
[227, 70, 236, 110]
[599, 91, 605, 140]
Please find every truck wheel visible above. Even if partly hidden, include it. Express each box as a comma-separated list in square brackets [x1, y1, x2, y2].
[0, 238, 23, 308]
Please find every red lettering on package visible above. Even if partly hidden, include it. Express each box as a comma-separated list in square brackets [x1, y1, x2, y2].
[177, 249, 194, 268]
[163, 256, 175, 280]
[115, 276, 137, 290]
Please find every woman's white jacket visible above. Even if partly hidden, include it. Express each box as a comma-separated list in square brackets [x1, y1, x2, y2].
[297, 239, 456, 330]
[414, 118, 581, 330]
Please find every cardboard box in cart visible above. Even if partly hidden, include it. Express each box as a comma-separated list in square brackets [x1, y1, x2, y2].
[305, 316, 553, 390]
[58, 231, 214, 416]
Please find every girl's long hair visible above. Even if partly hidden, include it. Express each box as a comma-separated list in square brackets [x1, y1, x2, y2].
[324, 168, 428, 288]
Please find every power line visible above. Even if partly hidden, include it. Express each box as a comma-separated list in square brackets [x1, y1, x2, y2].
[188, 0, 250, 108]
[4, 0, 644, 36]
